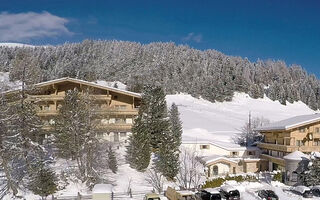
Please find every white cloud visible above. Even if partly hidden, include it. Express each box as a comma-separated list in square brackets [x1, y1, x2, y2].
[0, 11, 72, 42]
[182, 32, 202, 43]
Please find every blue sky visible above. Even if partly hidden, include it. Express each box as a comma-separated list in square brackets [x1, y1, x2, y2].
[1, 0, 320, 76]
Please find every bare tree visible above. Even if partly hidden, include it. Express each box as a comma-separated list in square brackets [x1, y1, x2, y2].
[145, 167, 164, 193]
[176, 147, 205, 190]
[233, 116, 270, 146]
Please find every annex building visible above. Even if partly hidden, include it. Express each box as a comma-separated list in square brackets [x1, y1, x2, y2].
[181, 140, 263, 177]
[256, 113, 320, 171]
[3, 77, 141, 143]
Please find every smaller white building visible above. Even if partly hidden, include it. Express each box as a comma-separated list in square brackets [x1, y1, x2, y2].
[181, 140, 261, 177]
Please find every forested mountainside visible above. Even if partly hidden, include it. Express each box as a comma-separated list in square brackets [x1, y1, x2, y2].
[0, 40, 319, 110]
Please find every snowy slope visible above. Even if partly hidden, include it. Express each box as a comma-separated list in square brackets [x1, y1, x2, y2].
[0, 72, 21, 89]
[166, 93, 316, 143]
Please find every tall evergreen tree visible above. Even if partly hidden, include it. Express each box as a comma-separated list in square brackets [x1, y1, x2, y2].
[54, 88, 98, 182]
[28, 163, 57, 200]
[107, 145, 118, 173]
[301, 154, 320, 186]
[154, 103, 182, 180]
[126, 112, 151, 171]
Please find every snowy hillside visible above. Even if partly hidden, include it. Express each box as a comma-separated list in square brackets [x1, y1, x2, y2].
[166, 93, 316, 143]
[0, 72, 21, 89]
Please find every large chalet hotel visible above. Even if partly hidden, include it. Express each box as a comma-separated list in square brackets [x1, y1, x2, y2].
[3, 77, 141, 143]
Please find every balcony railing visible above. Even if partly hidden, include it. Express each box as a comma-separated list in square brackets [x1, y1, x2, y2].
[36, 108, 139, 116]
[27, 94, 112, 102]
[97, 123, 132, 131]
[258, 142, 320, 153]
[258, 143, 298, 152]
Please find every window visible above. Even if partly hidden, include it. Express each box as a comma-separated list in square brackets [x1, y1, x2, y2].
[115, 105, 127, 110]
[316, 127, 320, 133]
[231, 152, 238, 156]
[314, 140, 320, 146]
[299, 128, 306, 133]
[212, 166, 218, 176]
[200, 145, 210, 149]
[120, 132, 127, 137]
[296, 140, 303, 146]
[248, 151, 255, 156]
[115, 118, 125, 124]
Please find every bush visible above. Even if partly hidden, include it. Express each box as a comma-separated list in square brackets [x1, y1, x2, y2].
[202, 174, 258, 188]
[272, 172, 282, 182]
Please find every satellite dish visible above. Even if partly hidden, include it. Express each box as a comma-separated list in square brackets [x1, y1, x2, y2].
[308, 133, 313, 140]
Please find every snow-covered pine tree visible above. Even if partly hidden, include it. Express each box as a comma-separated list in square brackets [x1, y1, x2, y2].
[126, 112, 151, 171]
[154, 103, 182, 180]
[169, 103, 183, 150]
[301, 153, 320, 186]
[54, 88, 98, 182]
[28, 162, 57, 200]
[144, 85, 170, 149]
[107, 145, 118, 173]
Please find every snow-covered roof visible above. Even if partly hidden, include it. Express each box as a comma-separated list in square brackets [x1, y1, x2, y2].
[3, 77, 141, 98]
[202, 155, 239, 164]
[283, 151, 309, 161]
[220, 185, 238, 193]
[92, 184, 113, 193]
[203, 188, 220, 194]
[182, 139, 247, 151]
[292, 185, 311, 194]
[256, 113, 320, 131]
[177, 190, 194, 196]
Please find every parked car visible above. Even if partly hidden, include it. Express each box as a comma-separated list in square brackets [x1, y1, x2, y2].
[219, 186, 240, 200]
[311, 186, 320, 197]
[144, 193, 161, 200]
[291, 186, 313, 198]
[165, 187, 196, 200]
[195, 188, 221, 200]
[257, 190, 279, 200]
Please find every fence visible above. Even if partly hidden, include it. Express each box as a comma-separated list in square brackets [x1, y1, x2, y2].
[54, 190, 154, 200]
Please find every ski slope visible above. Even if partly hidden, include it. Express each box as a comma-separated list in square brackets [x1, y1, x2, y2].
[166, 93, 316, 143]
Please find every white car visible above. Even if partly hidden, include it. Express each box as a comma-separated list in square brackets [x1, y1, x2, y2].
[291, 185, 313, 198]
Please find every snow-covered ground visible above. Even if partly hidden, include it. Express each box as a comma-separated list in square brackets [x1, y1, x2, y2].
[166, 93, 315, 143]
[0, 72, 22, 90]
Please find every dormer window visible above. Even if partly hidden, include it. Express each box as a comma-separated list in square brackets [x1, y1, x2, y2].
[299, 128, 306, 133]
[200, 145, 210, 149]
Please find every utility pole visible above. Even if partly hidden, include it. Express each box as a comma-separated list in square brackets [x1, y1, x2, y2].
[247, 111, 251, 147]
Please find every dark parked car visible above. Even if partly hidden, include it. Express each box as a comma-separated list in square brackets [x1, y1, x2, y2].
[219, 186, 240, 200]
[291, 186, 313, 198]
[195, 189, 221, 200]
[257, 190, 279, 200]
[311, 186, 320, 197]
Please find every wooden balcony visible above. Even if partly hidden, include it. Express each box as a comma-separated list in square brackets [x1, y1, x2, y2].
[95, 108, 138, 116]
[260, 154, 285, 166]
[27, 94, 111, 102]
[36, 108, 138, 117]
[27, 95, 64, 101]
[258, 142, 320, 153]
[97, 123, 132, 132]
[91, 95, 111, 101]
[37, 110, 59, 116]
[258, 143, 299, 152]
